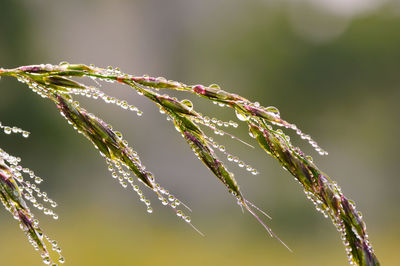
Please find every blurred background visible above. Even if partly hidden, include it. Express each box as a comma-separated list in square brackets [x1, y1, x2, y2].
[0, 0, 399, 265]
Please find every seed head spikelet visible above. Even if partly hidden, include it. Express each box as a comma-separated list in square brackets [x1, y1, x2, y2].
[0, 144, 63, 265]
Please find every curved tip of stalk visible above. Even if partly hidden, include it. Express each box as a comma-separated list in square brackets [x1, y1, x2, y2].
[237, 137, 255, 149]
[180, 201, 193, 212]
[240, 199, 292, 252]
[189, 222, 205, 237]
[244, 199, 272, 220]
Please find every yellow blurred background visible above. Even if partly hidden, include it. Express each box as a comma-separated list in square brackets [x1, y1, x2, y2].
[0, 0, 399, 265]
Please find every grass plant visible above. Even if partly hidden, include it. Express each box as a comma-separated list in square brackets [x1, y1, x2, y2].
[0, 63, 379, 265]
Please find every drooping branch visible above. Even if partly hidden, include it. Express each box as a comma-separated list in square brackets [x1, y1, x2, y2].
[0, 63, 379, 265]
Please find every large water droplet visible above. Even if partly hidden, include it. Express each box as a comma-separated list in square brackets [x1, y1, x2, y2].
[265, 106, 280, 117]
[235, 110, 248, 121]
[181, 99, 193, 111]
[209, 84, 221, 89]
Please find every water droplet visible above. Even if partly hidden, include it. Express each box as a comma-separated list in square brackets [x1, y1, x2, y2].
[59, 257, 65, 264]
[43, 257, 51, 265]
[4, 127, 11, 134]
[235, 110, 248, 121]
[22, 131, 30, 138]
[248, 130, 256, 138]
[115, 131, 123, 139]
[306, 155, 313, 162]
[209, 84, 221, 89]
[181, 99, 193, 111]
[265, 106, 280, 117]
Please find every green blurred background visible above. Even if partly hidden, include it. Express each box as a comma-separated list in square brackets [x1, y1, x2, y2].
[0, 0, 399, 265]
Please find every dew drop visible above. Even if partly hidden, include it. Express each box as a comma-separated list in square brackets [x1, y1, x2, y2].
[43, 257, 51, 265]
[181, 99, 193, 111]
[22, 131, 30, 138]
[265, 106, 280, 117]
[4, 127, 11, 134]
[306, 155, 313, 162]
[249, 130, 256, 138]
[235, 110, 248, 121]
[209, 84, 221, 89]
